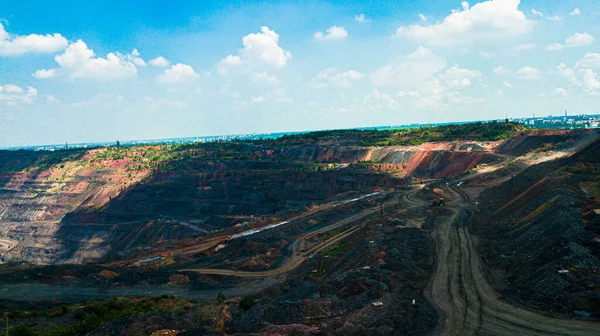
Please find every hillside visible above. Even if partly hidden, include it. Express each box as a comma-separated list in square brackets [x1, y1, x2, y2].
[260, 121, 527, 146]
[474, 139, 600, 316]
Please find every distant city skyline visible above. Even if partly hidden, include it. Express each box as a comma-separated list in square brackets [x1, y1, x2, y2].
[4, 113, 598, 151]
[1, 0, 599, 147]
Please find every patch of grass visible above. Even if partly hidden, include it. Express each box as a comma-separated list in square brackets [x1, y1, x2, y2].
[326, 243, 347, 257]
[5, 295, 193, 336]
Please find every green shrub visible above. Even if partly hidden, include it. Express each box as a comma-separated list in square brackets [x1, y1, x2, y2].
[239, 295, 257, 311]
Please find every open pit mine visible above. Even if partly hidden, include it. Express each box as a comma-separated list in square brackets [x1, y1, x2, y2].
[1, 123, 600, 335]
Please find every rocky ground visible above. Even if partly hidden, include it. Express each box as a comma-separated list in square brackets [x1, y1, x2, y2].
[474, 139, 600, 317]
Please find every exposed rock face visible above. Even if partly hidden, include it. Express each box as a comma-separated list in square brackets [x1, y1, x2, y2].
[99, 270, 120, 279]
[475, 139, 600, 315]
[0, 130, 592, 265]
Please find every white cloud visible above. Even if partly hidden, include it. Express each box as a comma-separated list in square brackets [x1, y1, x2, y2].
[570, 8, 581, 16]
[0, 23, 68, 56]
[576, 53, 600, 68]
[531, 9, 544, 17]
[35, 40, 139, 79]
[312, 68, 362, 88]
[418, 14, 427, 22]
[438, 65, 481, 89]
[314, 26, 348, 40]
[126, 49, 146, 66]
[546, 43, 564, 51]
[157, 63, 199, 83]
[149, 56, 170, 67]
[355, 14, 371, 23]
[252, 88, 292, 104]
[219, 27, 291, 75]
[370, 47, 484, 110]
[395, 0, 533, 45]
[515, 66, 540, 80]
[32, 68, 57, 79]
[552, 88, 567, 96]
[547, 15, 562, 21]
[371, 47, 447, 89]
[547, 33, 595, 51]
[503, 81, 514, 88]
[252, 71, 279, 85]
[493, 66, 511, 75]
[140, 96, 187, 110]
[531, 10, 560, 21]
[0, 84, 38, 105]
[565, 32, 595, 47]
[558, 53, 600, 95]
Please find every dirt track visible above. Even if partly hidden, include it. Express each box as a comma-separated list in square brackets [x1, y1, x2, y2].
[424, 185, 600, 335]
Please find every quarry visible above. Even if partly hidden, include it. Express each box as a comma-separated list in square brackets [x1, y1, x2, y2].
[1, 123, 600, 335]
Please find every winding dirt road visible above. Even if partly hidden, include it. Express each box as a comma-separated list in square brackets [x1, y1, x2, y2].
[424, 185, 600, 335]
[181, 187, 427, 277]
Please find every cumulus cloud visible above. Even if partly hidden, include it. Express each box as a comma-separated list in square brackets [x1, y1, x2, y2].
[219, 27, 291, 75]
[566, 33, 595, 47]
[552, 88, 567, 96]
[371, 47, 484, 110]
[547, 32, 595, 51]
[355, 14, 370, 23]
[32, 68, 57, 79]
[0, 23, 68, 56]
[312, 68, 362, 88]
[438, 65, 481, 89]
[0, 84, 38, 105]
[126, 49, 146, 66]
[371, 47, 447, 89]
[503, 81, 514, 88]
[157, 63, 199, 83]
[34, 40, 139, 79]
[314, 26, 348, 40]
[252, 71, 279, 85]
[558, 53, 600, 95]
[418, 14, 427, 22]
[546, 43, 564, 51]
[570, 8, 581, 16]
[149, 56, 170, 67]
[395, 0, 533, 45]
[515, 66, 540, 80]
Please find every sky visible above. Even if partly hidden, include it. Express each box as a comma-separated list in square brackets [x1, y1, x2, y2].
[0, 0, 599, 147]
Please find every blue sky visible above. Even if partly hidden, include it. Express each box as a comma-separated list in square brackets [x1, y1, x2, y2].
[0, 0, 599, 147]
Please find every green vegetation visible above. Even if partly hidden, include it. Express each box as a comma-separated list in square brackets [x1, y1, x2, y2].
[5, 295, 192, 336]
[216, 292, 227, 303]
[326, 243, 348, 257]
[238, 294, 257, 311]
[258, 122, 527, 147]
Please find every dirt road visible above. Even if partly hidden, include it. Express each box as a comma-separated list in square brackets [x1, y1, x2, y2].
[104, 191, 385, 267]
[181, 188, 423, 277]
[424, 185, 600, 335]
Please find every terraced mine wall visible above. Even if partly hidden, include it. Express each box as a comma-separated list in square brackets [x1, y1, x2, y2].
[474, 139, 600, 316]
[254, 141, 500, 178]
[0, 130, 590, 265]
